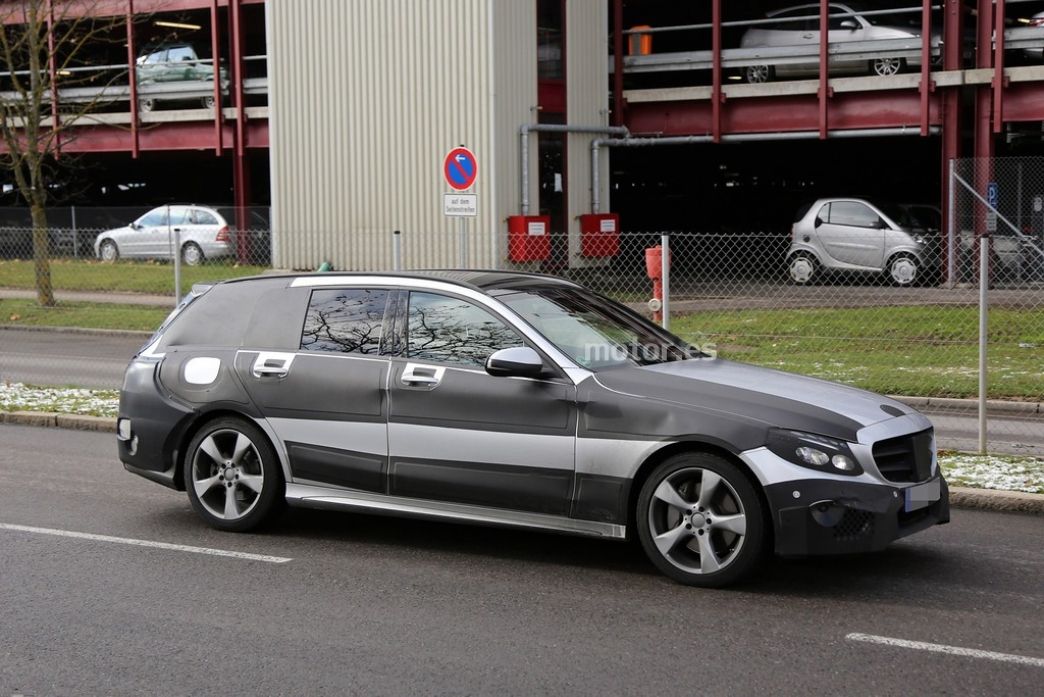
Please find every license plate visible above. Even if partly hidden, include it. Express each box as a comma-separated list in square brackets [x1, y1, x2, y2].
[904, 479, 941, 512]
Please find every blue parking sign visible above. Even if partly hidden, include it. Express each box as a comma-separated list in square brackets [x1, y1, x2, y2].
[987, 181, 999, 207]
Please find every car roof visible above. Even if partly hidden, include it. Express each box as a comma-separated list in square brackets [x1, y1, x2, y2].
[767, 3, 854, 18]
[222, 269, 582, 294]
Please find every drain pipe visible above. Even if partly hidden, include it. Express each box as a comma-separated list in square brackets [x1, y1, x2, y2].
[520, 123, 628, 216]
[591, 126, 941, 214]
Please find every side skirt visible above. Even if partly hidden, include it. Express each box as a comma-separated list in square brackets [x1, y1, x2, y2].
[285, 483, 628, 540]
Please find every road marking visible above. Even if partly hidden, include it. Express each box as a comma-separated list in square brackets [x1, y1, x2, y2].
[846, 633, 1044, 668]
[0, 523, 292, 564]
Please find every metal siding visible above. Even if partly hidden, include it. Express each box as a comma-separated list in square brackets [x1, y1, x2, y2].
[566, 0, 610, 267]
[268, 0, 496, 270]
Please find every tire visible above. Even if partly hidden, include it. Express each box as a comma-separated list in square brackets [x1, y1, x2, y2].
[181, 242, 204, 266]
[184, 416, 284, 532]
[787, 252, 818, 285]
[99, 239, 119, 262]
[201, 95, 216, 109]
[887, 253, 919, 286]
[138, 97, 155, 113]
[744, 64, 774, 84]
[871, 57, 904, 77]
[636, 452, 766, 587]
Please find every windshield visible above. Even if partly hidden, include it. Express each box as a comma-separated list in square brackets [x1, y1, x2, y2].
[492, 286, 698, 371]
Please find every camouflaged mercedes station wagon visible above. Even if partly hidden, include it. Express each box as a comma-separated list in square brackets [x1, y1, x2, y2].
[119, 271, 949, 587]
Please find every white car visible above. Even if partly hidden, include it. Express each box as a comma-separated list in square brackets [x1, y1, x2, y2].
[94, 205, 232, 266]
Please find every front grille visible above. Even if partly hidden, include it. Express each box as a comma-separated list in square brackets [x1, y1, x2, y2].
[872, 429, 933, 483]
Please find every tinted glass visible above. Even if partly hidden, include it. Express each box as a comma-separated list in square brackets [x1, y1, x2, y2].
[406, 292, 523, 368]
[138, 208, 168, 227]
[828, 201, 881, 228]
[301, 288, 388, 355]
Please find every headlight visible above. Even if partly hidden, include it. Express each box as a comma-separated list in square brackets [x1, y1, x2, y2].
[766, 429, 864, 476]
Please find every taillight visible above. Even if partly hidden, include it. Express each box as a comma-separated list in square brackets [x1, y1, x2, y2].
[215, 226, 229, 242]
[1032, 17, 1044, 27]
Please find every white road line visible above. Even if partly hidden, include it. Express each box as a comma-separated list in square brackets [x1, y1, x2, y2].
[846, 633, 1044, 668]
[0, 523, 292, 564]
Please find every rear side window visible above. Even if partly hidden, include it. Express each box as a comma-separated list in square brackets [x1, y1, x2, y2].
[301, 289, 388, 355]
[193, 209, 219, 225]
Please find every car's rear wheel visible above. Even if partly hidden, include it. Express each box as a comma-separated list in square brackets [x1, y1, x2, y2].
[99, 239, 119, 262]
[201, 95, 216, 109]
[871, 57, 904, 77]
[887, 253, 919, 286]
[184, 417, 284, 532]
[787, 252, 818, 284]
[637, 453, 765, 587]
[745, 64, 774, 83]
[138, 97, 155, 113]
[181, 242, 204, 266]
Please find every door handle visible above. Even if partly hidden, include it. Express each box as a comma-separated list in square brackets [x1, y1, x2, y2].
[253, 365, 288, 378]
[803, 33, 814, 39]
[401, 363, 444, 387]
[251, 351, 295, 379]
[173, 227, 183, 232]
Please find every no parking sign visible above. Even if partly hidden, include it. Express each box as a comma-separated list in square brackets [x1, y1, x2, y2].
[443, 147, 478, 191]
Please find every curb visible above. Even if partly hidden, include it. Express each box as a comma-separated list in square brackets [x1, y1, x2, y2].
[891, 394, 1042, 416]
[2, 410, 1041, 515]
[0, 324, 153, 338]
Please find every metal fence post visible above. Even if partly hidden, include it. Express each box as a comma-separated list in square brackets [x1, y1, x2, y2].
[71, 205, 79, 259]
[392, 229, 402, 271]
[947, 160, 956, 288]
[660, 233, 670, 331]
[173, 227, 182, 306]
[978, 233, 989, 454]
[458, 219, 467, 268]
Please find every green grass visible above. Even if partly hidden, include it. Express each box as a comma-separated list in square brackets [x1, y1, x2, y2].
[0, 298, 168, 332]
[0, 258, 268, 296]
[672, 306, 1044, 400]
[940, 452, 1044, 494]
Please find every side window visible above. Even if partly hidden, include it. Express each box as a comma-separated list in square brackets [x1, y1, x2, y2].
[816, 202, 830, 224]
[144, 49, 166, 64]
[828, 202, 881, 229]
[168, 46, 195, 62]
[192, 209, 219, 225]
[168, 208, 190, 226]
[138, 208, 168, 227]
[406, 292, 524, 368]
[301, 288, 388, 355]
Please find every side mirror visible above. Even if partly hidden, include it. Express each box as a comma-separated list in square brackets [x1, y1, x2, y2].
[485, 346, 545, 379]
[875, 219, 890, 230]
[814, 217, 824, 228]
[129, 222, 140, 230]
[840, 19, 858, 31]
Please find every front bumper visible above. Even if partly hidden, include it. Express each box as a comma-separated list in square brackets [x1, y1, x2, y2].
[763, 475, 950, 557]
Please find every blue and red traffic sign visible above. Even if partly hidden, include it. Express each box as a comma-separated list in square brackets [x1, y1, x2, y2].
[443, 147, 478, 191]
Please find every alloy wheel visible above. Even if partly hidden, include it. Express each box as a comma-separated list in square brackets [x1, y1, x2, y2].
[190, 429, 265, 521]
[873, 57, 902, 76]
[889, 255, 918, 285]
[745, 65, 772, 83]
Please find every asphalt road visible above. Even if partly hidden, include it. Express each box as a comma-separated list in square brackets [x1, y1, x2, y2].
[0, 424, 1041, 696]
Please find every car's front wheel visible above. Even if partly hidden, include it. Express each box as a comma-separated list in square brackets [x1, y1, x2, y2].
[787, 252, 818, 284]
[184, 417, 284, 532]
[636, 452, 765, 587]
[887, 253, 919, 286]
[744, 64, 774, 83]
[871, 57, 904, 77]
[99, 239, 119, 262]
[138, 97, 155, 113]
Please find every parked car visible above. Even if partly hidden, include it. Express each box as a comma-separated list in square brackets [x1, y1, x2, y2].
[136, 43, 229, 111]
[740, 2, 940, 83]
[1004, 11, 1044, 61]
[94, 205, 232, 265]
[788, 198, 940, 285]
[118, 271, 948, 587]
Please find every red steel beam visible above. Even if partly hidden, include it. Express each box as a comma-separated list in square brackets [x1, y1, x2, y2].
[211, 0, 223, 155]
[54, 120, 269, 153]
[818, 0, 829, 138]
[919, 0, 932, 135]
[612, 0, 623, 126]
[940, 0, 963, 284]
[230, 0, 249, 259]
[1, 0, 265, 23]
[126, 0, 138, 158]
[993, 0, 1006, 133]
[47, 0, 60, 156]
[711, 0, 722, 142]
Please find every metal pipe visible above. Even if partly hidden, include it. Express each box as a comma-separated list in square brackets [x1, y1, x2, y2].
[392, 229, 402, 271]
[612, 0, 624, 127]
[947, 158, 956, 288]
[660, 233, 670, 330]
[520, 123, 628, 216]
[978, 233, 989, 454]
[126, 0, 139, 158]
[211, 0, 223, 155]
[173, 224, 182, 306]
[591, 127, 940, 214]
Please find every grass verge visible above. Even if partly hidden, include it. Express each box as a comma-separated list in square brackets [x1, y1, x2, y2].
[0, 258, 268, 296]
[0, 298, 168, 332]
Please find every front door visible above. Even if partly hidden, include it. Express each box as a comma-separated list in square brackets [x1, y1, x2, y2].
[387, 290, 577, 516]
[816, 200, 886, 269]
[235, 287, 392, 492]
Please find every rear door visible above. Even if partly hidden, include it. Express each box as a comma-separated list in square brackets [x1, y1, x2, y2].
[126, 207, 168, 258]
[816, 200, 886, 269]
[235, 286, 393, 493]
[385, 290, 577, 516]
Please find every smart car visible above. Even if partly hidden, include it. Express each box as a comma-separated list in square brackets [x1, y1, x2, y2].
[118, 271, 949, 587]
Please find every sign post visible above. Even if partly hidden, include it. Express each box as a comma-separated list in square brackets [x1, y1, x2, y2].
[443, 146, 478, 268]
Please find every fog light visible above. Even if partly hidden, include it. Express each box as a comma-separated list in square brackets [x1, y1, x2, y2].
[810, 500, 845, 527]
[831, 454, 857, 472]
[117, 418, 132, 441]
[795, 446, 829, 466]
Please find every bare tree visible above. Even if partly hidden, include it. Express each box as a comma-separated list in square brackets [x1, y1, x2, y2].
[0, 1, 125, 306]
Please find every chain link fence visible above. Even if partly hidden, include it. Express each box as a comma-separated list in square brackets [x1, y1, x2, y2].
[2, 176, 1042, 454]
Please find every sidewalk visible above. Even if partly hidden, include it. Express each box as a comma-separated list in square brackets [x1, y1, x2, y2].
[0, 288, 174, 307]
